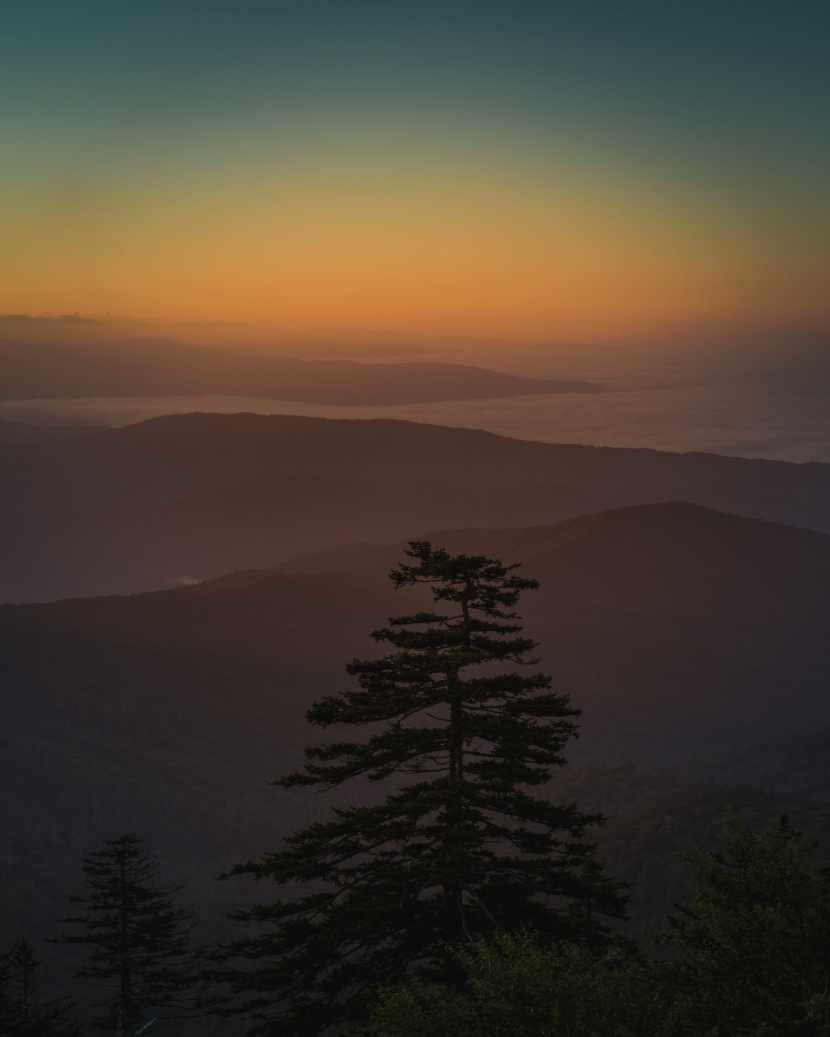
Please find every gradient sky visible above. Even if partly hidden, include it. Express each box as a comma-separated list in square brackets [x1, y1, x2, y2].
[1, 0, 828, 333]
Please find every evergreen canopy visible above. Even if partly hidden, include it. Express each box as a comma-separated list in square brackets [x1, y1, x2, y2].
[222, 541, 626, 1036]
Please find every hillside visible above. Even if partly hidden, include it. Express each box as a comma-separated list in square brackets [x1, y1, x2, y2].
[3, 501, 830, 952]
[283, 501, 830, 645]
[675, 721, 830, 802]
[0, 477, 619, 602]
[4, 502, 830, 778]
[2, 412, 830, 601]
[6, 502, 830, 770]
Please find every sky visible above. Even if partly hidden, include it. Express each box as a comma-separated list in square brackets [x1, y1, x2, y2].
[1, 0, 828, 334]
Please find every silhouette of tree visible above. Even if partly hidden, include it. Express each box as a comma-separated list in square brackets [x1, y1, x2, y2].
[221, 541, 626, 1036]
[55, 834, 200, 1037]
[0, 938, 80, 1037]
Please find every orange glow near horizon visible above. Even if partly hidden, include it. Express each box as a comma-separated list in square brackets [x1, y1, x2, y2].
[3, 3, 829, 340]
[2, 144, 828, 336]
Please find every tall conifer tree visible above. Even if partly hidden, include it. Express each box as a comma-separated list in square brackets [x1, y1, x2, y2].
[222, 542, 626, 1036]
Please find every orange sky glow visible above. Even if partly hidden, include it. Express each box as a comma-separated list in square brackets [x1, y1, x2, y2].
[2, 4, 828, 339]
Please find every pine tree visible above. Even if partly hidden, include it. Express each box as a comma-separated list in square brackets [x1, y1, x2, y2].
[6, 939, 39, 1028]
[0, 939, 80, 1037]
[221, 541, 626, 1036]
[54, 834, 200, 1037]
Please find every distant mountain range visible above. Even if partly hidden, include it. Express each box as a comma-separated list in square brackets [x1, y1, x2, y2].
[1, 412, 830, 601]
[0, 314, 523, 359]
[0, 337, 599, 405]
[3, 503, 830, 933]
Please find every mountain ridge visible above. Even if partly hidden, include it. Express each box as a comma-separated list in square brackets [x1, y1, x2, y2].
[2, 411, 830, 601]
[0, 337, 599, 404]
[6, 500, 830, 757]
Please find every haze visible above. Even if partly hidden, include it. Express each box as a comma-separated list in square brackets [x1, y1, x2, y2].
[2, 319, 828, 462]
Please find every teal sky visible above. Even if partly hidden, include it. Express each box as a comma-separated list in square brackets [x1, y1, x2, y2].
[2, 0, 828, 329]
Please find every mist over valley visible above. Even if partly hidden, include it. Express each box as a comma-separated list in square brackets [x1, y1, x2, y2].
[3, 325, 828, 462]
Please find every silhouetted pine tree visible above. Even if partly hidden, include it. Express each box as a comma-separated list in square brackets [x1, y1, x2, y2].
[54, 834, 200, 1037]
[221, 541, 626, 1036]
[0, 939, 80, 1037]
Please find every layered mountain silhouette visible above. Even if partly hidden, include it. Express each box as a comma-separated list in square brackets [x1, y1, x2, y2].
[0, 337, 598, 404]
[1, 412, 830, 601]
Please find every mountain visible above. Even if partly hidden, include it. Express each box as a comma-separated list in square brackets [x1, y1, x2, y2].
[1, 412, 830, 601]
[282, 501, 830, 641]
[0, 477, 623, 601]
[0, 337, 598, 404]
[278, 502, 830, 764]
[3, 501, 830, 948]
[3, 502, 830, 948]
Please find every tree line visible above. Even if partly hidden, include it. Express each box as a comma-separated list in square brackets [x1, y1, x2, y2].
[5, 542, 830, 1036]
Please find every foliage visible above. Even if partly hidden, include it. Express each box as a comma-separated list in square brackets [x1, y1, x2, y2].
[54, 834, 201, 1036]
[220, 541, 626, 1036]
[367, 933, 702, 1037]
[665, 814, 830, 1036]
[371, 815, 830, 1037]
[0, 938, 81, 1037]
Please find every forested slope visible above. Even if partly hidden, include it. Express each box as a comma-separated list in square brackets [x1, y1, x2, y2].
[3, 503, 830, 948]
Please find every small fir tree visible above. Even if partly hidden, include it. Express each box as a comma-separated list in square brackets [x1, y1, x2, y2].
[55, 834, 200, 1037]
[0, 939, 80, 1037]
[6, 939, 40, 1027]
[221, 541, 626, 1036]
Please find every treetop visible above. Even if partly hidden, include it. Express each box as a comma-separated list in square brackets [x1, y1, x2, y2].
[390, 541, 539, 620]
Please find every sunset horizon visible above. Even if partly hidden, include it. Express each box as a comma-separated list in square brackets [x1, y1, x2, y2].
[3, 2, 827, 333]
